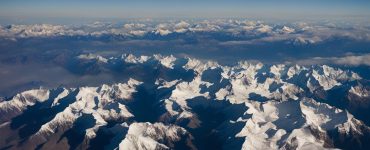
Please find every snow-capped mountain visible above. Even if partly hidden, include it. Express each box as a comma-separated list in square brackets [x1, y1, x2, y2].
[0, 54, 370, 150]
[1, 20, 370, 45]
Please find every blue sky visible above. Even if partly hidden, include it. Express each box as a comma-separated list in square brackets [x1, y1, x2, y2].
[0, 0, 369, 21]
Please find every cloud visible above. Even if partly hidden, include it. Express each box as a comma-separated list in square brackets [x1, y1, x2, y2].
[129, 30, 146, 36]
[1, 19, 369, 44]
[154, 23, 172, 35]
[174, 21, 190, 33]
[293, 36, 322, 45]
[256, 24, 272, 33]
[123, 23, 146, 29]
[189, 20, 221, 32]
[292, 54, 370, 66]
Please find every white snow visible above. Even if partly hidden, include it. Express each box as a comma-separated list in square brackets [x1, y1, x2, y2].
[0, 88, 50, 112]
[154, 54, 177, 69]
[1, 54, 369, 150]
[119, 122, 189, 150]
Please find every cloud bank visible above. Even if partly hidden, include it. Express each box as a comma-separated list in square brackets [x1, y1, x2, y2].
[293, 54, 370, 66]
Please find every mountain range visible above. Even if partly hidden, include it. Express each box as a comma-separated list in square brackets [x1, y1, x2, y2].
[0, 54, 370, 150]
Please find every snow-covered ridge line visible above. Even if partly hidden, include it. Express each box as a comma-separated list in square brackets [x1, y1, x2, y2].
[79, 52, 363, 83]
[1, 19, 369, 44]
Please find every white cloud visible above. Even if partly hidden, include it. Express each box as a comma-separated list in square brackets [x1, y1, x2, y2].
[1, 19, 370, 41]
[174, 21, 190, 33]
[292, 54, 370, 66]
[154, 23, 172, 35]
[123, 23, 146, 29]
[293, 36, 322, 45]
[129, 30, 146, 36]
[256, 24, 272, 33]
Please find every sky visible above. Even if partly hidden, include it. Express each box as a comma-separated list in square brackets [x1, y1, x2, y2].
[0, 0, 370, 22]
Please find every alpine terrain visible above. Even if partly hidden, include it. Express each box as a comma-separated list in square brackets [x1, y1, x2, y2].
[0, 54, 369, 150]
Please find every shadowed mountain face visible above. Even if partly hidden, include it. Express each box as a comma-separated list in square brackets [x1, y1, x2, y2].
[0, 54, 370, 150]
